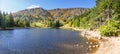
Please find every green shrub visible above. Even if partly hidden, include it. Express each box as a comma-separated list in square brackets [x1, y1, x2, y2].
[100, 25, 117, 36]
[109, 21, 120, 29]
[99, 21, 120, 36]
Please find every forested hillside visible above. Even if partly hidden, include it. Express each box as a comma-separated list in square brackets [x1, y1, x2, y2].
[12, 8, 53, 27]
[12, 8, 89, 28]
[48, 8, 89, 19]
[68, 0, 120, 36]
[13, 8, 52, 20]
[0, 11, 14, 29]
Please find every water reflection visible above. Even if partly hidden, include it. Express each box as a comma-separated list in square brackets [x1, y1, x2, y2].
[0, 30, 14, 40]
[0, 28, 96, 54]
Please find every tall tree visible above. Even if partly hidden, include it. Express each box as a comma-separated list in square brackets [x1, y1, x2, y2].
[55, 20, 60, 28]
[1, 12, 6, 28]
[25, 17, 30, 27]
[112, 0, 120, 20]
[98, 0, 113, 21]
[9, 13, 14, 27]
[0, 11, 3, 27]
[5, 14, 10, 27]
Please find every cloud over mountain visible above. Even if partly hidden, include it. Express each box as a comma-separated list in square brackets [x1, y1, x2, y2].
[27, 5, 40, 9]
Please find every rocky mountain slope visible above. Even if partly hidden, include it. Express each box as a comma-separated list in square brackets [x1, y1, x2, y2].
[48, 8, 89, 19]
[13, 8, 89, 20]
[13, 8, 52, 19]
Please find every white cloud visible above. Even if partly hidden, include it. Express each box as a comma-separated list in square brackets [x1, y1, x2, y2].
[27, 5, 40, 9]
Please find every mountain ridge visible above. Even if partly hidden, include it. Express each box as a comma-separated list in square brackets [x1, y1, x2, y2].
[13, 7, 89, 20]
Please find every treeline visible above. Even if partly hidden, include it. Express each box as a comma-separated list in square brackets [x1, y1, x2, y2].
[14, 16, 61, 28]
[45, 19, 62, 28]
[67, 0, 120, 36]
[14, 16, 30, 27]
[30, 19, 62, 28]
[0, 11, 31, 29]
[0, 11, 14, 29]
[12, 7, 89, 28]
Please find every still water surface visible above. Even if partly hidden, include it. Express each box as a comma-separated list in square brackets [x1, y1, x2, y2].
[0, 28, 96, 54]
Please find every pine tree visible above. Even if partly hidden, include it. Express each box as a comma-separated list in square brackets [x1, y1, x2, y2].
[25, 18, 30, 27]
[55, 20, 60, 28]
[9, 13, 14, 27]
[1, 12, 6, 29]
[5, 14, 10, 27]
[0, 11, 3, 27]
[113, 0, 120, 20]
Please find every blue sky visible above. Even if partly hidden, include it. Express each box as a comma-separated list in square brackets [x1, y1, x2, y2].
[0, 0, 96, 13]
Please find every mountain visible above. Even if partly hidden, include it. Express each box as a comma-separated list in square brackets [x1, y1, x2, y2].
[12, 8, 52, 20]
[13, 8, 89, 20]
[12, 7, 89, 27]
[48, 8, 89, 19]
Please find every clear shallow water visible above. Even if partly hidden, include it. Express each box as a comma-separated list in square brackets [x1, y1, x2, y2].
[0, 28, 96, 54]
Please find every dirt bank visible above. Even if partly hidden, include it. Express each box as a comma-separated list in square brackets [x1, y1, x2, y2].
[81, 30, 120, 54]
[95, 37, 120, 54]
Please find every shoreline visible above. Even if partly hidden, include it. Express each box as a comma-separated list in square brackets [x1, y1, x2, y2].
[60, 26, 120, 54]
[0, 27, 31, 30]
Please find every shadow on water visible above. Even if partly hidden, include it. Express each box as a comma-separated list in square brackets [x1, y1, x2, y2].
[0, 28, 99, 54]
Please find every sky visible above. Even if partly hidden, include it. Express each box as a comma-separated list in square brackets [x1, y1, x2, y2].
[0, 0, 96, 13]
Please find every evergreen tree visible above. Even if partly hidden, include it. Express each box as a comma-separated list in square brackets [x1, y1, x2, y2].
[0, 11, 3, 27]
[112, 0, 120, 20]
[72, 17, 75, 27]
[55, 20, 60, 28]
[25, 18, 30, 27]
[1, 12, 6, 28]
[9, 13, 14, 27]
[5, 14, 10, 27]
[75, 16, 80, 27]
[72, 16, 80, 27]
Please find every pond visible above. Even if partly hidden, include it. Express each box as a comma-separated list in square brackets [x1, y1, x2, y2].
[0, 28, 98, 54]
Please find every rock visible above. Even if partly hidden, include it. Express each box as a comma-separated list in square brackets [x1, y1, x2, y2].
[89, 45, 92, 48]
[93, 45, 96, 48]
[90, 42, 93, 44]
[96, 45, 99, 47]
[89, 48, 92, 51]
[74, 44, 79, 47]
[98, 37, 102, 40]
[86, 42, 89, 44]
